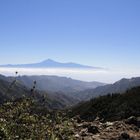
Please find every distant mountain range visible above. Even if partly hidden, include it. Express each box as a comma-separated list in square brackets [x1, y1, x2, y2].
[0, 74, 105, 107]
[1, 73, 140, 108]
[0, 75, 78, 109]
[6, 75, 105, 94]
[0, 59, 102, 69]
[78, 77, 140, 100]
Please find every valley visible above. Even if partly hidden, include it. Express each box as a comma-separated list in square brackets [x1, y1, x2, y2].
[0, 74, 140, 139]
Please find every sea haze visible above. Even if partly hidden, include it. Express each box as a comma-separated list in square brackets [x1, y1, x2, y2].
[0, 59, 140, 83]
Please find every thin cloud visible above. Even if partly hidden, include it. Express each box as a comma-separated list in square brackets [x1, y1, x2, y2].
[0, 67, 140, 83]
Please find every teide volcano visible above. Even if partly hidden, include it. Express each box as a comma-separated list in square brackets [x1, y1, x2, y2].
[0, 59, 102, 69]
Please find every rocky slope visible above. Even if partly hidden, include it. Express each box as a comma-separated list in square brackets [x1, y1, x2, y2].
[70, 116, 140, 140]
[0, 98, 139, 140]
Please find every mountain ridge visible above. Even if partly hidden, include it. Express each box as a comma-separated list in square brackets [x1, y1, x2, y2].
[6, 75, 106, 94]
[78, 77, 140, 100]
[71, 86, 140, 122]
[0, 59, 103, 69]
[0, 75, 78, 109]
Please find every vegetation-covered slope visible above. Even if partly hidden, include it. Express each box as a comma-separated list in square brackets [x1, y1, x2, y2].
[0, 78, 30, 104]
[71, 86, 140, 121]
[0, 87, 140, 140]
[0, 98, 75, 140]
[0, 75, 77, 109]
[78, 77, 140, 100]
[11, 75, 105, 93]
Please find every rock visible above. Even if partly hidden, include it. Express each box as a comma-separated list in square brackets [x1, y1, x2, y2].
[119, 132, 130, 139]
[88, 125, 99, 134]
[137, 117, 140, 128]
[75, 134, 80, 138]
[80, 128, 88, 137]
[76, 116, 83, 123]
[83, 136, 93, 140]
[79, 122, 91, 128]
[77, 123, 84, 128]
[95, 116, 100, 121]
[129, 125, 139, 132]
[125, 116, 140, 128]
[126, 116, 137, 125]
[105, 122, 114, 127]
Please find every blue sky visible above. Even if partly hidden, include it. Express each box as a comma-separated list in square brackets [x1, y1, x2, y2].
[0, 0, 140, 72]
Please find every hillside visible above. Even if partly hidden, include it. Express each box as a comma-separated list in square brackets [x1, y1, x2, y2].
[0, 87, 140, 139]
[0, 75, 140, 139]
[71, 86, 140, 121]
[0, 78, 30, 104]
[0, 75, 77, 109]
[8, 75, 105, 93]
[78, 77, 140, 100]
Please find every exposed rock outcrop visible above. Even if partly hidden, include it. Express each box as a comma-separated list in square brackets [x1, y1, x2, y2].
[72, 117, 140, 140]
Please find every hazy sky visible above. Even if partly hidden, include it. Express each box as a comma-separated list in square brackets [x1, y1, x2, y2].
[0, 0, 140, 82]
